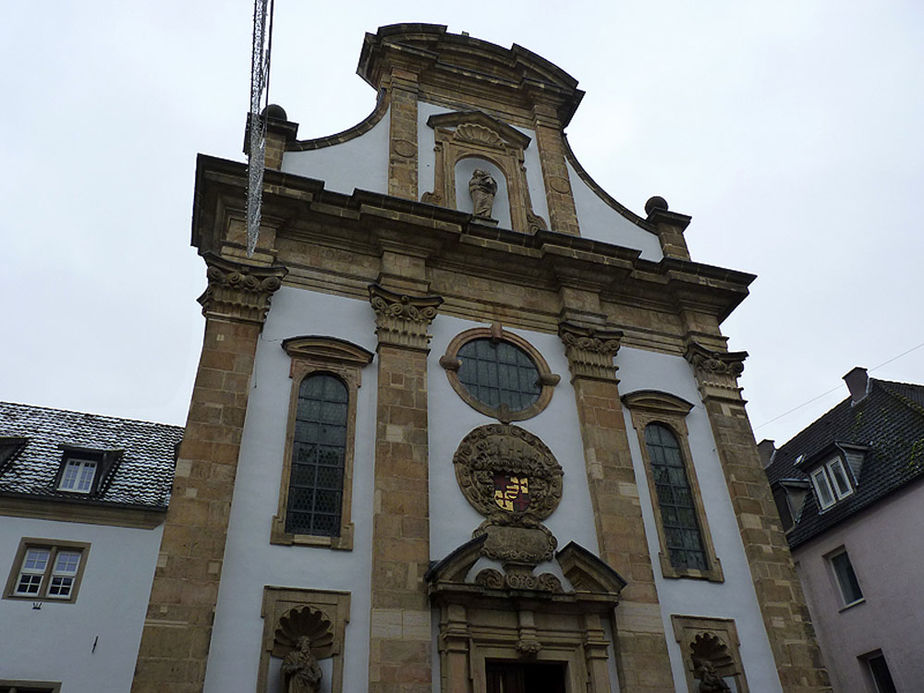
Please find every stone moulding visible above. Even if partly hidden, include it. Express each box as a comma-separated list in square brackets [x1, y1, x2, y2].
[421, 110, 548, 234]
[558, 322, 623, 381]
[197, 252, 288, 325]
[368, 283, 443, 350]
[440, 324, 559, 423]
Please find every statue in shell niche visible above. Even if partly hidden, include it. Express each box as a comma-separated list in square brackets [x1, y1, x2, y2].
[273, 605, 334, 693]
[453, 424, 563, 567]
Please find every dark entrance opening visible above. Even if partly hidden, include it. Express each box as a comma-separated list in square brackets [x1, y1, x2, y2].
[485, 661, 567, 693]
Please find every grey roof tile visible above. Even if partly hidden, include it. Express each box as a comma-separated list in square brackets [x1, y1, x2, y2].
[765, 379, 924, 548]
[0, 402, 182, 509]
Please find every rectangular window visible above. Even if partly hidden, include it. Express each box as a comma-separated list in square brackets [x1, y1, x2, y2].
[58, 457, 97, 493]
[0, 682, 60, 693]
[4, 539, 89, 603]
[829, 549, 863, 606]
[810, 467, 836, 510]
[826, 458, 853, 499]
[863, 652, 897, 693]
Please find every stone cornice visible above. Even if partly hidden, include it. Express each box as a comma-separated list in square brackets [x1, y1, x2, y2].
[191, 156, 755, 346]
[558, 322, 623, 381]
[197, 253, 288, 325]
[368, 283, 443, 350]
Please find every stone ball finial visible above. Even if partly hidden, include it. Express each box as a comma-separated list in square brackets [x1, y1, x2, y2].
[645, 196, 669, 216]
[263, 104, 288, 121]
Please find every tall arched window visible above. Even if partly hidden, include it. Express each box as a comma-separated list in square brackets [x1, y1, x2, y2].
[286, 374, 349, 537]
[644, 423, 707, 571]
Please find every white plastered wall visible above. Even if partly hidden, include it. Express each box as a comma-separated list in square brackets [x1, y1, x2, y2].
[616, 346, 781, 692]
[280, 107, 390, 196]
[204, 287, 379, 693]
[566, 160, 663, 261]
[0, 516, 163, 692]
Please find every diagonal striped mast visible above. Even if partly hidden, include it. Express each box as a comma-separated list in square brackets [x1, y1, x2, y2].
[246, 0, 274, 256]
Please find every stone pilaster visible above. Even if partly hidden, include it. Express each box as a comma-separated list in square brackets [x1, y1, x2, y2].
[532, 104, 580, 236]
[367, 284, 442, 692]
[558, 322, 675, 693]
[684, 341, 831, 692]
[387, 68, 419, 200]
[132, 256, 286, 693]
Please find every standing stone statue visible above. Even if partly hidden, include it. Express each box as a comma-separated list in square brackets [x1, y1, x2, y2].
[281, 636, 322, 693]
[469, 169, 498, 218]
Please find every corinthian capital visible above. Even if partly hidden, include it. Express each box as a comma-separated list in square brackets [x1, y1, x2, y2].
[197, 253, 288, 325]
[684, 341, 746, 378]
[368, 283, 443, 350]
[558, 322, 623, 381]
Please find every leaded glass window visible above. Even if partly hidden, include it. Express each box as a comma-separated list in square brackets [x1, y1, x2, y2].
[457, 338, 541, 413]
[286, 374, 348, 537]
[644, 423, 708, 571]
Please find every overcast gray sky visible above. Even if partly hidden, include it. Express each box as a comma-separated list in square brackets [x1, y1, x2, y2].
[2, 1, 922, 447]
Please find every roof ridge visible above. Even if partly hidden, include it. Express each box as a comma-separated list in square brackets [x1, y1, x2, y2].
[0, 401, 184, 431]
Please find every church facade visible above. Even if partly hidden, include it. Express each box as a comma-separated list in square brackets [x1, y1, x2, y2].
[132, 24, 829, 693]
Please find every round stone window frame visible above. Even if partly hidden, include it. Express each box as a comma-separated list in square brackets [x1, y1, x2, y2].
[439, 324, 559, 423]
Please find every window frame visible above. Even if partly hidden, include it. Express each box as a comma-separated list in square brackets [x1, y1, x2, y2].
[4, 538, 90, 604]
[0, 681, 61, 693]
[827, 547, 864, 608]
[860, 650, 897, 693]
[810, 467, 836, 510]
[439, 324, 559, 423]
[826, 457, 854, 500]
[271, 336, 373, 550]
[623, 391, 723, 582]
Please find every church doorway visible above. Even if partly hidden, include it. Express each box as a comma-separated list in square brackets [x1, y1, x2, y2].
[485, 661, 567, 693]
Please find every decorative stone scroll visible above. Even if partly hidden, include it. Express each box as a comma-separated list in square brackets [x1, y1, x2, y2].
[367, 283, 443, 350]
[558, 322, 623, 381]
[684, 340, 748, 403]
[198, 252, 288, 325]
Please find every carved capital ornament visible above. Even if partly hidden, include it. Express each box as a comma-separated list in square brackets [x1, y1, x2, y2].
[368, 283, 443, 350]
[198, 253, 288, 324]
[558, 322, 623, 381]
[684, 340, 748, 403]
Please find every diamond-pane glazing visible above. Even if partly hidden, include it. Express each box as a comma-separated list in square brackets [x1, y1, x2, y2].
[644, 423, 708, 571]
[286, 374, 347, 536]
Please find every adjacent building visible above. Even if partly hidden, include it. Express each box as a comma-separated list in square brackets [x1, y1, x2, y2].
[0, 401, 181, 692]
[116, 23, 828, 693]
[764, 368, 924, 693]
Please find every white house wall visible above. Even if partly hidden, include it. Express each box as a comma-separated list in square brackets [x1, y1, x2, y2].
[616, 346, 781, 692]
[204, 288, 379, 693]
[0, 517, 163, 692]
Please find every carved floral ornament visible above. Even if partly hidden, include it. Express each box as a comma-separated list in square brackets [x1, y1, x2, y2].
[367, 283, 443, 349]
[684, 341, 746, 378]
[198, 253, 288, 324]
[558, 322, 623, 381]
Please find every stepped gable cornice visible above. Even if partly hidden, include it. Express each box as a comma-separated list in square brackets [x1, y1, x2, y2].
[358, 23, 584, 127]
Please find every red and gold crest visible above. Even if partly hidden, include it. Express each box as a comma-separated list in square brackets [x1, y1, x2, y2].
[493, 473, 530, 512]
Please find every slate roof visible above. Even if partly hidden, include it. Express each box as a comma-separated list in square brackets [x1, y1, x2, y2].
[0, 401, 182, 510]
[765, 378, 924, 548]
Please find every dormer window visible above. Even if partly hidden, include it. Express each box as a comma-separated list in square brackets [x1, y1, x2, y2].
[55, 445, 123, 496]
[59, 457, 98, 493]
[809, 457, 854, 511]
